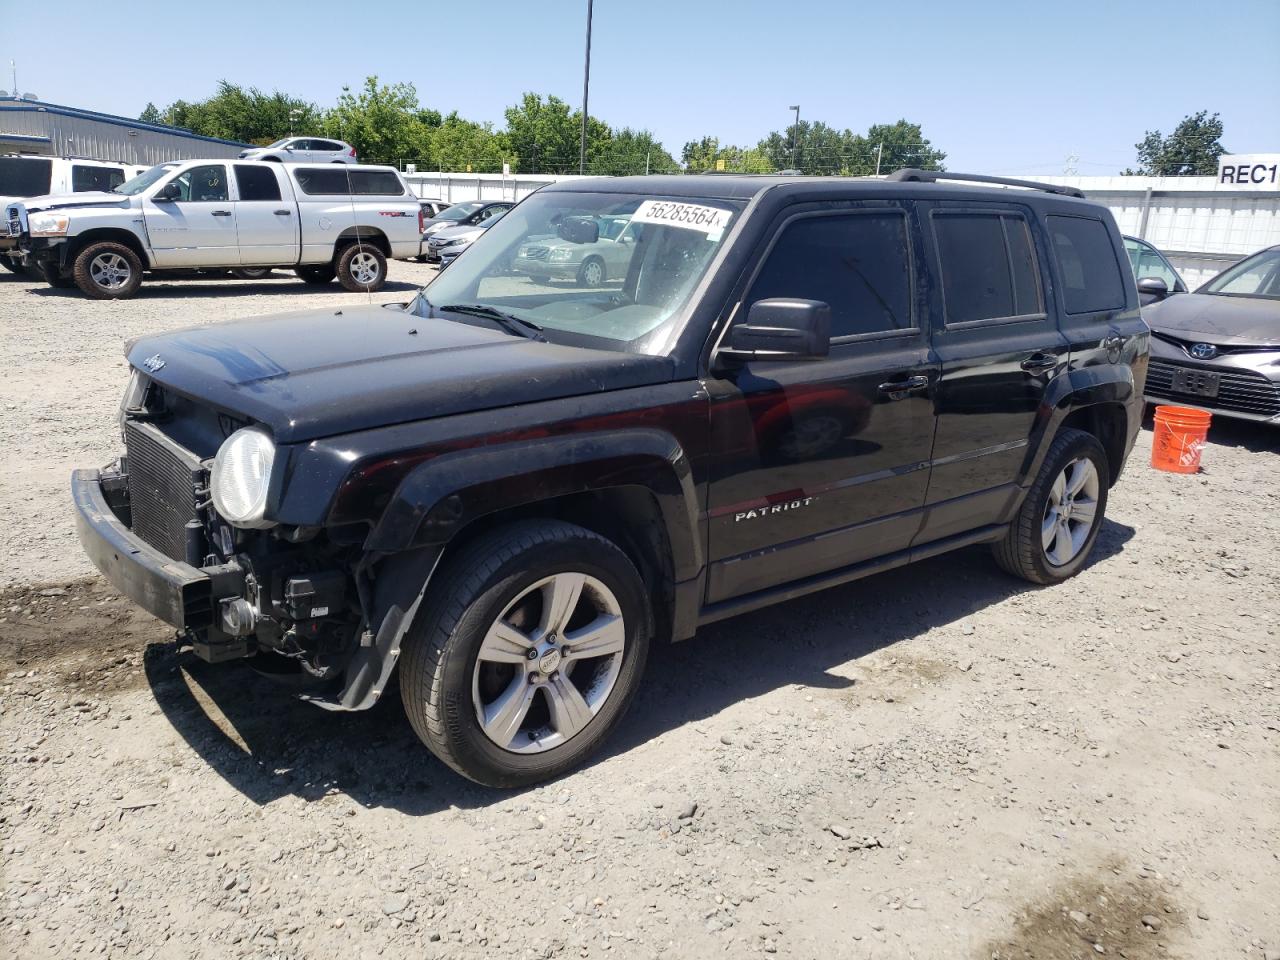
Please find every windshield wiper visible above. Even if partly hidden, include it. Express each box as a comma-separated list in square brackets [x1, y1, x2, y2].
[438, 303, 546, 341]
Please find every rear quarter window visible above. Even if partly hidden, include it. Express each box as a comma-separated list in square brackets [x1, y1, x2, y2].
[71, 165, 127, 192]
[294, 168, 404, 196]
[1048, 215, 1126, 313]
[0, 157, 53, 197]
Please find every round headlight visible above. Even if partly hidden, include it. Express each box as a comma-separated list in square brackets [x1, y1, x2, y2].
[210, 427, 276, 528]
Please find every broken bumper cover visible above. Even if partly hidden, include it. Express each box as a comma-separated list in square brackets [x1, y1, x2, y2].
[71, 468, 243, 631]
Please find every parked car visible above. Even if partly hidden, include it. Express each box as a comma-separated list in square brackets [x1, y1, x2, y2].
[71, 170, 1147, 788]
[6, 160, 420, 298]
[423, 209, 508, 267]
[1, 155, 144, 273]
[420, 200, 513, 240]
[1123, 235, 1187, 305]
[238, 137, 357, 164]
[1143, 244, 1280, 424]
[513, 214, 637, 286]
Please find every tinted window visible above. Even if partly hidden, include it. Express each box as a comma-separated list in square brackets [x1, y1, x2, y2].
[294, 168, 404, 196]
[314, 140, 344, 152]
[934, 213, 1043, 325]
[71, 165, 126, 192]
[0, 157, 52, 197]
[746, 212, 913, 338]
[1047, 215, 1125, 313]
[234, 165, 282, 202]
[172, 164, 228, 202]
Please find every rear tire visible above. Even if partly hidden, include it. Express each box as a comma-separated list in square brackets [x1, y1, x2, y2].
[335, 242, 387, 292]
[72, 242, 144, 299]
[576, 256, 605, 287]
[992, 427, 1109, 584]
[295, 264, 336, 285]
[231, 267, 271, 280]
[40, 261, 74, 289]
[400, 520, 651, 788]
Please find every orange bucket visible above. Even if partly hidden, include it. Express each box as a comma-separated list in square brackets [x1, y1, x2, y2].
[1151, 405, 1212, 474]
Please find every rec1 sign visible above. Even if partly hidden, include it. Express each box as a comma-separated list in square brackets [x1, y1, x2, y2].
[1217, 154, 1280, 189]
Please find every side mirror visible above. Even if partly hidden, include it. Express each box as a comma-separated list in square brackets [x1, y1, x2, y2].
[284, 145, 295, 152]
[557, 216, 599, 244]
[718, 299, 831, 364]
[153, 182, 181, 202]
[1136, 276, 1170, 302]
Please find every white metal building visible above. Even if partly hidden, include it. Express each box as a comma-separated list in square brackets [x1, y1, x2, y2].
[0, 97, 249, 165]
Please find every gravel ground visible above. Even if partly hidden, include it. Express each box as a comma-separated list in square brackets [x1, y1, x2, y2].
[1, 264, 1278, 960]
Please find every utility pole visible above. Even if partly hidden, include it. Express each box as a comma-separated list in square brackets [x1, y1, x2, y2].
[579, 0, 594, 176]
[789, 105, 800, 168]
[875, 141, 884, 176]
[10, 60, 17, 97]
[645, 149, 650, 176]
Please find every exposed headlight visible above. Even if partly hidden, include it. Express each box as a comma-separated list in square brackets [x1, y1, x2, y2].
[28, 212, 70, 237]
[210, 427, 277, 529]
[443, 237, 468, 247]
[117, 369, 148, 440]
[548, 247, 575, 261]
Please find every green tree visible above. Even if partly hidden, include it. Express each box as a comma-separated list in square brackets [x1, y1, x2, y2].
[322, 76, 433, 164]
[756, 120, 861, 174]
[143, 81, 321, 143]
[1125, 110, 1225, 176]
[681, 136, 772, 173]
[503, 93, 611, 174]
[590, 128, 675, 175]
[430, 113, 511, 173]
[861, 120, 945, 175]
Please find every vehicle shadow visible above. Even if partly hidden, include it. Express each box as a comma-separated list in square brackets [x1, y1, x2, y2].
[143, 519, 1135, 815]
[27, 278, 420, 299]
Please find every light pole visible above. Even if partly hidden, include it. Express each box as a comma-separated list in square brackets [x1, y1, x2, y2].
[579, 0, 594, 175]
[289, 108, 301, 137]
[789, 105, 800, 169]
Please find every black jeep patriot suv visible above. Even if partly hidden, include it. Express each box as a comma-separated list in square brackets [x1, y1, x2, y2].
[74, 170, 1149, 787]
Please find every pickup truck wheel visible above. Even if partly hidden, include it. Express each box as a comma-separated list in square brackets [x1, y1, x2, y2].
[993, 427, 1109, 585]
[295, 264, 336, 285]
[72, 242, 143, 299]
[40, 261, 74, 289]
[336, 243, 387, 292]
[400, 520, 651, 788]
[576, 257, 605, 287]
[231, 267, 271, 280]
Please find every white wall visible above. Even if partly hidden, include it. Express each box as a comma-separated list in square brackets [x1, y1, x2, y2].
[403, 171, 583, 204]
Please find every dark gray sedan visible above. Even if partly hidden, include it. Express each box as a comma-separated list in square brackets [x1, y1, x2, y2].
[1144, 245, 1280, 425]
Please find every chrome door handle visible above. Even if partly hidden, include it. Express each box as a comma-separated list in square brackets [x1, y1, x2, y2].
[1020, 353, 1058, 372]
[878, 375, 930, 397]
[211, 210, 232, 217]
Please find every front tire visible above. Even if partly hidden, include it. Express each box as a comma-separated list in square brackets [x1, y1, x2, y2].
[72, 242, 143, 299]
[576, 256, 605, 287]
[400, 520, 651, 788]
[993, 427, 1109, 584]
[335, 242, 386, 292]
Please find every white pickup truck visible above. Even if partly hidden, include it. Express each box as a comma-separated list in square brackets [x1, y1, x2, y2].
[5, 159, 422, 298]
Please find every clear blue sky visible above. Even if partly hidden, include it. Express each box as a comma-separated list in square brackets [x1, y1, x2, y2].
[4, 0, 1278, 173]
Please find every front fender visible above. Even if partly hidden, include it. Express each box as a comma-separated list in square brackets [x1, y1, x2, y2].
[364, 429, 703, 581]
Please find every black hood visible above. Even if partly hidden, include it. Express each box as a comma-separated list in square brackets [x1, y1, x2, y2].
[127, 306, 673, 443]
[1145, 292, 1280, 347]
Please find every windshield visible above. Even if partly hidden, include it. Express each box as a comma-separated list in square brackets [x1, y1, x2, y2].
[113, 164, 178, 195]
[437, 201, 483, 221]
[416, 190, 743, 350]
[1199, 248, 1280, 299]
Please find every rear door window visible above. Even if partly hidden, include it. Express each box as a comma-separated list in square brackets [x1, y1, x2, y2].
[294, 168, 404, 195]
[0, 157, 53, 197]
[933, 212, 1044, 325]
[234, 164, 283, 202]
[71, 165, 126, 192]
[1048, 215, 1125, 313]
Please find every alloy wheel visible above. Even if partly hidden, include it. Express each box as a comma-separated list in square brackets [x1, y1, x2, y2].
[89, 253, 132, 290]
[471, 572, 626, 754]
[350, 251, 381, 285]
[1042, 456, 1100, 566]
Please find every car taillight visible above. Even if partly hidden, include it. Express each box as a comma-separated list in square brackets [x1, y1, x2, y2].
[418, 207, 425, 233]
[349, 147, 357, 158]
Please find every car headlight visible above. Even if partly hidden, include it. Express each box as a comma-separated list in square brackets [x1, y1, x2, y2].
[210, 427, 277, 529]
[443, 237, 467, 247]
[28, 212, 70, 237]
[548, 248, 574, 262]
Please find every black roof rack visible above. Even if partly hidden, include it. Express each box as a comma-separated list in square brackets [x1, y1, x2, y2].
[887, 168, 1085, 199]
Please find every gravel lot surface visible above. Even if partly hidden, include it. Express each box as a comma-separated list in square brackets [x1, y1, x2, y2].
[1, 264, 1278, 960]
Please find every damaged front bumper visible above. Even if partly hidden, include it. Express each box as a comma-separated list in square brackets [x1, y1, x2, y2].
[71, 467, 247, 659]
